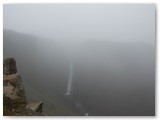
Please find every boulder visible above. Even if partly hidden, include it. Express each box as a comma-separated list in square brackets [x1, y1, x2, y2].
[26, 101, 43, 113]
[3, 58, 17, 75]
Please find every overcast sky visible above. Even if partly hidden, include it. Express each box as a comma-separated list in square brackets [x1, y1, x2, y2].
[3, 4, 155, 44]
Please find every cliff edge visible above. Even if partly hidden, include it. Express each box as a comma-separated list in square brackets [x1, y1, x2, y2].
[3, 58, 45, 116]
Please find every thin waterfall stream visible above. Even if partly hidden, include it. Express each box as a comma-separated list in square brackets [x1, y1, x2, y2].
[65, 62, 73, 96]
[64, 61, 89, 115]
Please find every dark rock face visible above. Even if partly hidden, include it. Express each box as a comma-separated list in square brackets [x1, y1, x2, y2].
[3, 58, 17, 75]
[3, 58, 45, 116]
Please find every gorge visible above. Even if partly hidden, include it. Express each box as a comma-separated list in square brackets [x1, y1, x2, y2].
[3, 29, 155, 116]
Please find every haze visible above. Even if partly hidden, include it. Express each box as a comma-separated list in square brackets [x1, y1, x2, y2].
[3, 4, 155, 116]
[4, 4, 155, 43]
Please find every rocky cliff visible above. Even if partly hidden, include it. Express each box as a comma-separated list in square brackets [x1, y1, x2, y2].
[3, 58, 45, 116]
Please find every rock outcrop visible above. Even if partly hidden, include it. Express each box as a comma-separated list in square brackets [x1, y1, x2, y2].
[3, 58, 45, 116]
[3, 73, 26, 101]
[3, 58, 17, 75]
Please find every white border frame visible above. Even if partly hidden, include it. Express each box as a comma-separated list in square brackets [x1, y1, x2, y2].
[0, 0, 159, 120]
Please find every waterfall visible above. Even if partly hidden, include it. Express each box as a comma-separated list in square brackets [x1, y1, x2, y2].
[65, 62, 73, 96]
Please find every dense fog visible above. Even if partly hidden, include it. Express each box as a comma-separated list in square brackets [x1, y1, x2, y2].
[3, 4, 155, 115]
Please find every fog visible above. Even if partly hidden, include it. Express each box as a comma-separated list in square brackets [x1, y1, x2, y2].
[3, 4, 155, 116]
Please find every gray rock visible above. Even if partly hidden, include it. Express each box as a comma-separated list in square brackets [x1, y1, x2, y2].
[3, 58, 17, 75]
[3, 58, 44, 116]
[3, 74, 26, 102]
[26, 101, 43, 113]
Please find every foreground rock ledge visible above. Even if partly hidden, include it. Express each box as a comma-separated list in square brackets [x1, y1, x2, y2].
[3, 58, 45, 116]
